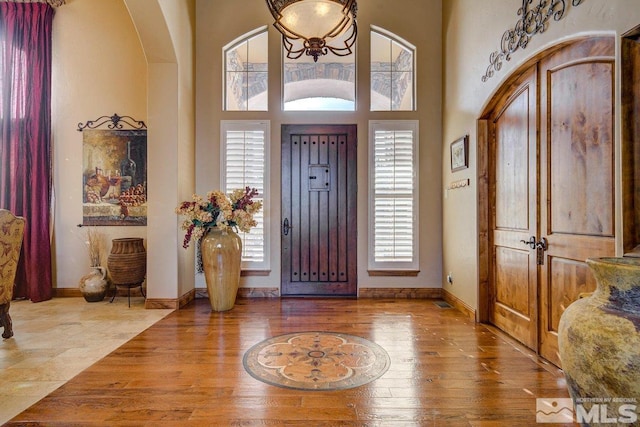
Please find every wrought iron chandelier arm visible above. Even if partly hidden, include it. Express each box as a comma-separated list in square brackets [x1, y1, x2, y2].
[283, 36, 308, 60]
[325, 24, 357, 56]
[265, 0, 357, 62]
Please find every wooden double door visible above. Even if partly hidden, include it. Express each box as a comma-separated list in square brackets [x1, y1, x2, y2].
[487, 37, 615, 366]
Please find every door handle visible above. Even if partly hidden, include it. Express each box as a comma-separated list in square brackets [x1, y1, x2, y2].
[519, 236, 548, 265]
[283, 218, 292, 236]
[535, 237, 548, 265]
[536, 237, 548, 251]
[520, 236, 536, 249]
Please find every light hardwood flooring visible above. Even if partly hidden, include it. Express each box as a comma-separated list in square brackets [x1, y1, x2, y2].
[0, 296, 173, 425]
[3, 297, 575, 426]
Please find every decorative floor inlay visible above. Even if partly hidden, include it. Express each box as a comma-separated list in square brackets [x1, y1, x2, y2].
[243, 331, 391, 391]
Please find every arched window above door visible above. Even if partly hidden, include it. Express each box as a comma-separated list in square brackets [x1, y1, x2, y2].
[223, 25, 416, 113]
[282, 44, 356, 111]
[370, 26, 415, 111]
[223, 27, 268, 111]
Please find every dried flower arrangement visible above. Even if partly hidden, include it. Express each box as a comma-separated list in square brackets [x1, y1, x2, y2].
[84, 226, 105, 267]
[175, 187, 262, 249]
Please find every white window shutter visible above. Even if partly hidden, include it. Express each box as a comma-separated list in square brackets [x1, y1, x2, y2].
[369, 121, 419, 270]
[221, 122, 270, 270]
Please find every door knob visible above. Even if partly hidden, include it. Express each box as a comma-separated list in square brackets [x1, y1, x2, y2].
[536, 237, 548, 251]
[535, 237, 548, 265]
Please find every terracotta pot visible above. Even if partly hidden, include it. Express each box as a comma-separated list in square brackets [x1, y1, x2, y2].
[558, 257, 640, 422]
[79, 266, 108, 302]
[200, 228, 242, 312]
[107, 238, 146, 286]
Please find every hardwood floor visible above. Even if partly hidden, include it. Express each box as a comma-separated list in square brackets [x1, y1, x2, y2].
[0, 296, 172, 425]
[6, 297, 575, 426]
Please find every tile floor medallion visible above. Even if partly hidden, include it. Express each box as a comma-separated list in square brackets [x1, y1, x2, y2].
[242, 331, 390, 391]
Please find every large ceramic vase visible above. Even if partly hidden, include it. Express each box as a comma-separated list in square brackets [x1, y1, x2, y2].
[79, 266, 108, 302]
[558, 257, 640, 423]
[200, 228, 242, 312]
[107, 238, 147, 287]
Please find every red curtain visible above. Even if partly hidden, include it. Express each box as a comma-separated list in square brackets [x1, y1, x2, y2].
[0, 2, 53, 302]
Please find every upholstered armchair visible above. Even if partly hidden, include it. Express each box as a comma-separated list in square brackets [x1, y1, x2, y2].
[0, 209, 25, 339]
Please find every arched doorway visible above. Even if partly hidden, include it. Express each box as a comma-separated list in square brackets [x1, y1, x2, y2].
[124, 0, 195, 305]
[477, 36, 616, 366]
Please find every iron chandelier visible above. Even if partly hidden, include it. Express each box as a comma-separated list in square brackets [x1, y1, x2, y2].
[265, 0, 357, 62]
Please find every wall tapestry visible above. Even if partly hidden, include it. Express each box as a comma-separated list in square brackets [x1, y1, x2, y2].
[78, 114, 147, 226]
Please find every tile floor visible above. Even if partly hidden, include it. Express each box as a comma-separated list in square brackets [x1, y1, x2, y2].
[0, 296, 173, 424]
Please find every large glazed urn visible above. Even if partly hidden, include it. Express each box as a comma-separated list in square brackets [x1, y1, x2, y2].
[558, 257, 640, 425]
[200, 228, 242, 312]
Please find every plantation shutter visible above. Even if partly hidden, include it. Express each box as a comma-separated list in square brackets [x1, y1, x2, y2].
[223, 128, 266, 265]
[369, 121, 418, 270]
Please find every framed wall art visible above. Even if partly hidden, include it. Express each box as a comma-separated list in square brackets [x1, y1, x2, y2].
[78, 114, 147, 226]
[450, 135, 469, 172]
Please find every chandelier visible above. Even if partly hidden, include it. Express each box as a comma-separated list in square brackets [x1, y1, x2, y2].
[265, 0, 357, 62]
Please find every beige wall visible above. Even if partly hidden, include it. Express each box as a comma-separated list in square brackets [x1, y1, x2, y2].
[442, 0, 640, 311]
[53, 0, 195, 301]
[195, 0, 443, 291]
[52, 0, 147, 290]
[125, 0, 196, 300]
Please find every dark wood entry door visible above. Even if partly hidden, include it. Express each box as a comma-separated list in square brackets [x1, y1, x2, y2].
[488, 37, 615, 366]
[281, 124, 357, 296]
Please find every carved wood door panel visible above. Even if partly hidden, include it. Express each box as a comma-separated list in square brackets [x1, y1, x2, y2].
[538, 37, 616, 365]
[281, 124, 357, 296]
[488, 37, 616, 366]
[489, 65, 539, 350]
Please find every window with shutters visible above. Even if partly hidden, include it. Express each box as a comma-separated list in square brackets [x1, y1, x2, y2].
[368, 120, 419, 271]
[370, 26, 416, 111]
[223, 27, 268, 111]
[221, 121, 270, 270]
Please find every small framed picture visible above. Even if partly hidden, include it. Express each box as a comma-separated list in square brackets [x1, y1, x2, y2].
[450, 135, 469, 172]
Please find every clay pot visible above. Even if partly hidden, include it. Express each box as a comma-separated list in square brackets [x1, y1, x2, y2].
[79, 266, 108, 302]
[558, 257, 640, 421]
[107, 238, 146, 286]
[200, 228, 242, 312]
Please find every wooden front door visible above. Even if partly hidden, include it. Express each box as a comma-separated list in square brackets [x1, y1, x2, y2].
[281, 124, 357, 296]
[538, 38, 616, 365]
[487, 37, 615, 366]
[489, 66, 539, 350]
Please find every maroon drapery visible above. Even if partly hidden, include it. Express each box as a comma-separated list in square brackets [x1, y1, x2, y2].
[0, 2, 53, 302]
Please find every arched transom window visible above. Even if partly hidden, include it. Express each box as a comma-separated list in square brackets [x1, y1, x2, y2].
[370, 26, 415, 111]
[224, 27, 268, 111]
[282, 34, 356, 111]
